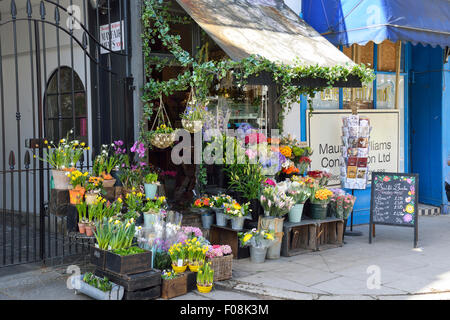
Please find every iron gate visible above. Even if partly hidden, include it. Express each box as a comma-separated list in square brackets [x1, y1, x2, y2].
[0, 0, 133, 267]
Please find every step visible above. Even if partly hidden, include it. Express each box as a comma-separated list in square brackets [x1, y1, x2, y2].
[418, 204, 440, 216]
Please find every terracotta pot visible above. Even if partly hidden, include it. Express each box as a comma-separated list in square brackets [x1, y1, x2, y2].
[102, 178, 116, 188]
[78, 223, 86, 234]
[85, 225, 94, 237]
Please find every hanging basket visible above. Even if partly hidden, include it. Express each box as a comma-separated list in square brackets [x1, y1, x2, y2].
[150, 132, 176, 149]
[182, 119, 203, 133]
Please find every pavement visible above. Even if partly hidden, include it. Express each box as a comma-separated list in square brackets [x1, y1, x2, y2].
[1, 215, 450, 300]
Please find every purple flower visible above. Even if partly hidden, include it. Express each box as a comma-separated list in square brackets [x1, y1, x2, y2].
[114, 140, 124, 147]
[403, 214, 413, 223]
[131, 141, 146, 158]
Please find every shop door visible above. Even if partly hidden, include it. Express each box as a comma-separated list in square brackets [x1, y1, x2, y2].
[409, 45, 443, 206]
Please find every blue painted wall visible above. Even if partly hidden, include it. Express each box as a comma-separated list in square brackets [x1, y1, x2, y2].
[409, 45, 444, 206]
[442, 59, 450, 214]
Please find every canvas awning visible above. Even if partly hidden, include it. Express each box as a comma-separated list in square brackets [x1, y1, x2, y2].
[302, 0, 450, 48]
[175, 0, 356, 68]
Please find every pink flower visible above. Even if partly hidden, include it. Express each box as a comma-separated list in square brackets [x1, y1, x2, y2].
[264, 178, 276, 187]
[245, 149, 257, 159]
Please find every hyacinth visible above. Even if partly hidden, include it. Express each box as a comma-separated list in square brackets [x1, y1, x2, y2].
[245, 132, 267, 145]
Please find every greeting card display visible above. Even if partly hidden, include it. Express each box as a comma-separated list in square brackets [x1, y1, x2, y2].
[340, 115, 371, 190]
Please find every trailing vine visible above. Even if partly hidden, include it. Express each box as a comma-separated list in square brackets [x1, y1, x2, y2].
[140, 0, 376, 138]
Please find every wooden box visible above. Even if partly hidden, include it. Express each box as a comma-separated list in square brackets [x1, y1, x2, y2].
[94, 269, 161, 292]
[161, 274, 188, 299]
[105, 250, 152, 275]
[209, 225, 249, 260]
[123, 285, 161, 300]
[186, 271, 197, 292]
[281, 220, 317, 257]
[315, 218, 344, 251]
[90, 246, 107, 270]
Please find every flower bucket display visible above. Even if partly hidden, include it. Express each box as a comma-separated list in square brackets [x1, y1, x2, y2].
[259, 217, 284, 260]
[182, 119, 203, 133]
[288, 204, 304, 223]
[201, 212, 214, 229]
[144, 183, 158, 199]
[250, 246, 268, 264]
[231, 216, 245, 230]
[214, 208, 227, 227]
[143, 211, 158, 228]
[310, 203, 328, 220]
[52, 169, 71, 190]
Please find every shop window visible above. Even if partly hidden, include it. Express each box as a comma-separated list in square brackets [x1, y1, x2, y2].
[44, 67, 87, 143]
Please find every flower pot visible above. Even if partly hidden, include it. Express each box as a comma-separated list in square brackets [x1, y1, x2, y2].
[161, 275, 188, 299]
[144, 183, 158, 199]
[71, 275, 124, 300]
[52, 169, 70, 190]
[231, 216, 245, 230]
[102, 178, 116, 188]
[197, 284, 213, 294]
[200, 211, 214, 229]
[288, 204, 304, 223]
[182, 119, 203, 133]
[85, 193, 98, 205]
[105, 250, 152, 275]
[214, 208, 227, 227]
[111, 170, 123, 186]
[78, 223, 86, 234]
[188, 262, 203, 273]
[143, 211, 158, 228]
[310, 203, 328, 220]
[259, 217, 284, 260]
[85, 225, 94, 237]
[250, 246, 268, 263]
[172, 264, 187, 273]
[69, 188, 85, 205]
[151, 132, 176, 149]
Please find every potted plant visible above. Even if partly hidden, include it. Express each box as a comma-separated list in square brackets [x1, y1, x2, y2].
[286, 180, 311, 223]
[76, 202, 87, 234]
[124, 191, 144, 222]
[259, 186, 294, 259]
[72, 272, 124, 300]
[111, 140, 128, 186]
[67, 170, 88, 205]
[34, 131, 89, 190]
[85, 176, 103, 205]
[169, 242, 188, 273]
[210, 194, 234, 227]
[186, 238, 208, 272]
[223, 201, 251, 230]
[86, 197, 105, 237]
[192, 197, 214, 229]
[180, 89, 210, 133]
[161, 270, 187, 300]
[239, 229, 275, 264]
[196, 262, 214, 293]
[309, 187, 334, 220]
[206, 245, 233, 281]
[142, 196, 166, 228]
[143, 172, 159, 199]
[150, 124, 176, 149]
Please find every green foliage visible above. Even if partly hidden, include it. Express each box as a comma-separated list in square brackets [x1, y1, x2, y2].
[225, 160, 264, 201]
[82, 273, 113, 292]
[140, 0, 376, 135]
[154, 250, 173, 271]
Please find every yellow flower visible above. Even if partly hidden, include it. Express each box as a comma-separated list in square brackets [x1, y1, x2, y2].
[243, 233, 253, 243]
[405, 204, 414, 214]
[266, 234, 274, 240]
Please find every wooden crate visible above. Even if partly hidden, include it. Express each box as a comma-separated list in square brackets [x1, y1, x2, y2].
[209, 225, 250, 260]
[161, 274, 188, 299]
[281, 220, 317, 257]
[94, 269, 161, 292]
[105, 250, 152, 275]
[90, 246, 107, 270]
[123, 285, 161, 300]
[186, 271, 197, 292]
[315, 218, 344, 251]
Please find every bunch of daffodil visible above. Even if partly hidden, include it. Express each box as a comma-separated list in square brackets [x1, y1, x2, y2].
[125, 191, 145, 212]
[239, 228, 275, 249]
[67, 170, 89, 189]
[142, 196, 166, 214]
[108, 218, 137, 250]
[185, 238, 209, 266]
[196, 262, 214, 287]
[93, 218, 114, 250]
[88, 196, 107, 223]
[168, 242, 188, 267]
[103, 198, 123, 220]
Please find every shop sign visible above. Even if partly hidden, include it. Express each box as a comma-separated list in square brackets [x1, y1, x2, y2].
[306, 110, 399, 187]
[100, 21, 124, 54]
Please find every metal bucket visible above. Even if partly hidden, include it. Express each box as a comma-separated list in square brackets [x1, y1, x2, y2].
[231, 217, 245, 230]
[250, 247, 268, 264]
[288, 204, 304, 223]
[214, 208, 227, 227]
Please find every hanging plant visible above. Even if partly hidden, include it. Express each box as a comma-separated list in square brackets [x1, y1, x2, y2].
[181, 88, 211, 133]
[148, 96, 176, 149]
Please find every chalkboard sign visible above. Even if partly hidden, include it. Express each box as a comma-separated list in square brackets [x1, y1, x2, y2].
[369, 172, 419, 248]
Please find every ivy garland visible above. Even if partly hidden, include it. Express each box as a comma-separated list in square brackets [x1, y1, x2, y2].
[140, 0, 376, 140]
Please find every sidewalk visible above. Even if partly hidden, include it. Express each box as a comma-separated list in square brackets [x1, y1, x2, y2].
[1, 215, 450, 300]
[218, 215, 450, 300]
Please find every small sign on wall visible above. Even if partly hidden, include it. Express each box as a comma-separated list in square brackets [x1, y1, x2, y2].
[100, 21, 124, 54]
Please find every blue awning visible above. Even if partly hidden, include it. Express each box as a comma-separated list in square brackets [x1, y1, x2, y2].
[302, 0, 450, 48]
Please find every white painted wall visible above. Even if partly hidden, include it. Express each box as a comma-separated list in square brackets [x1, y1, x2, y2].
[0, 0, 92, 211]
